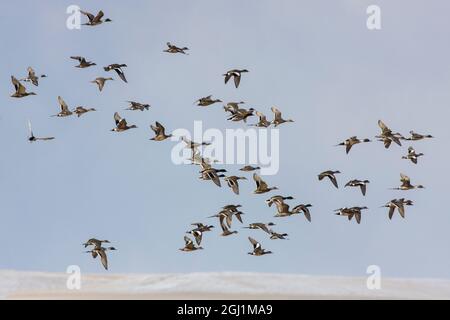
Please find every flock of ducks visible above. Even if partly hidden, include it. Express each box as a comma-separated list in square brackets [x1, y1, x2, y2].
[10, 9, 434, 270]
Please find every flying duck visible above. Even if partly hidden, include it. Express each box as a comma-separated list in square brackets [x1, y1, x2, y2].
[186, 229, 203, 246]
[335, 207, 368, 224]
[223, 69, 249, 88]
[253, 173, 278, 194]
[243, 222, 275, 234]
[251, 111, 272, 128]
[20, 67, 46, 86]
[70, 56, 96, 68]
[28, 120, 54, 142]
[80, 10, 112, 26]
[345, 179, 370, 196]
[11, 76, 36, 98]
[191, 223, 215, 233]
[391, 173, 424, 190]
[271, 107, 294, 127]
[224, 176, 247, 195]
[336, 136, 371, 154]
[52, 96, 73, 117]
[382, 198, 413, 219]
[248, 237, 272, 256]
[104, 64, 128, 83]
[402, 146, 424, 164]
[164, 42, 189, 54]
[195, 95, 222, 107]
[83, 238, 111, 249]
[73, 106, 96, 117]
[240, 165, 261, 172]
[111, 112, 137, 132]
[224, 102, 245, 114]
[126, 101, 150, 111]
[376, 120, 404, 148]
[227, 107, 255, 123]
[269, 230, 289, 240]
[180, 236, 203, 252]
[405, 131, 434, 141]
[265, 195, 294, 207]
[91, 77, 113, 92]
[200, 168, 226, 187]
[85, 246, 116, 270]
[318, 170, 341, 188]
[150, 121, 172, 141]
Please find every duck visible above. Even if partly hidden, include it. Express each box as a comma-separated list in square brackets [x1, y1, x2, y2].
[20, 67, 46, 86]
[272, 201, 311, 221]
[209, 208, 243, 229]
[164, 42, 189, 55]
[195, 95, 222, 107]
[334, 207, 368, 224]
[253, 173, 278, 194]
[180, 236, 203, 252]
[265, 195, 294, 207]
[240, 165, 261, 172]
[73, 106, 96, 117]
[222, 204, 242, 212]
[336, 136, 371, 154]
[381, 198, 413, 219]
[227, 108, 255, 123]
[70, 56, 96, 68]
[91, 77, 114, 92]
[111, 112, 137, 132]
[126, 101, 150, 111]
[104, 64, 128, 83]
[402, 146, 424, 164]
[318, 170, 341, 188]
[243, 222, 275, 234]
[83, 238, 111, 249]
[181, 136, 211, 151]
[80, 10, 112, 26]
[251, 111, 272, 128]
[223, 69, 249, 88]
[51, 96, 73, 117]
[405, 131, 434, 141]
[186, 229, 203, 246]
[85, 246, 116, 270]
[376, 120, 403, 148]
[150, 122, 172, 141]
[191, 223, 215, 233]
[11, 76, 36, 98]
[28, 120, 54, 142]
[220, 224, 239, 237]
[224, 102, 245, 114]
[224, 176, 247, 195]
[391, 173, 424, 190]
[271, 107, 294, 127]
[199, 168, 226, 187]
[248, 237, 272, 256]
[292, 204, 313, 222]
[269, 230, 289, 240]
[345, 179, 370, 196]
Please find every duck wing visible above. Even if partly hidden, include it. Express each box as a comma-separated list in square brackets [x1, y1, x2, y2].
[114, 67, 128, 83]
[80, 10, 95, 22]
[58, 96, 70, 112]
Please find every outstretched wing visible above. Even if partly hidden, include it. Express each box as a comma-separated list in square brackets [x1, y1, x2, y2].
[80, 10, 95, 22]
[271, 107, 282, 121]
[58, 96, 69, 112]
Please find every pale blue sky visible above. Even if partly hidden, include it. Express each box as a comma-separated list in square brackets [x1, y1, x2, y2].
[0, 0, 449, 279]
